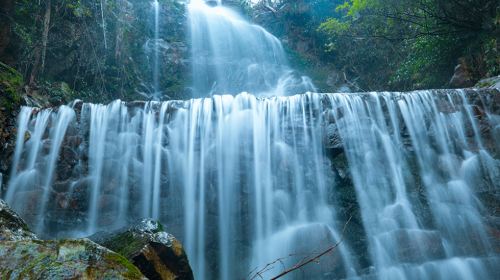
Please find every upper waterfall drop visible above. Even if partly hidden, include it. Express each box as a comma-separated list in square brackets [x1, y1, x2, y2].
[188, 0, 315, 97]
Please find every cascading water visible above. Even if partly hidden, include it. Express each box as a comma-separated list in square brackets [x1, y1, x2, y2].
[325, 91, 499, 279]
[6, 89, 500, 279]
[3, 1, 499, 279]
[188, 0, 315, 97]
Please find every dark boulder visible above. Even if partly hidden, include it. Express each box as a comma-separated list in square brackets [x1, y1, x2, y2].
[90, 219, 194, 280]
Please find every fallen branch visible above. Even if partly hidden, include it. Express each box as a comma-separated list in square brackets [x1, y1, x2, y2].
[249, 216, 352, 280]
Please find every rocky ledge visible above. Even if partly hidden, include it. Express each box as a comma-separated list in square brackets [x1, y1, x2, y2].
[0, 199, 192, 280]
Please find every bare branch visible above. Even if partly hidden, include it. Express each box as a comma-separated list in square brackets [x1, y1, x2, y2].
[249, 216, 353, 280]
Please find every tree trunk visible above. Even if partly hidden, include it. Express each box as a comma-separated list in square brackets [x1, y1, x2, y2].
[41, 0, 51, 74]
[29, 0, 51, 86]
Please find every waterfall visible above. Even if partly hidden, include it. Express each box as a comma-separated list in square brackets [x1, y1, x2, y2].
[188, 0, 315, 97]
[5, 89, 499, 279]
[325, 91, 499, 279]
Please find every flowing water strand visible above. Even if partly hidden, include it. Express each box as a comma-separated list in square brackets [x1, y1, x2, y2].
[35, 106, 75, 233]
[5, 109, 51, 212]
[188, 0, 315, 97]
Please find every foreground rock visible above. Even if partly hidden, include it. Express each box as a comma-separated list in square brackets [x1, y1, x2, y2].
[0, 199, 145, 279]
[90, 219, 194, 280]
[0, 239, 146, 279]
[0, 199, 36, 241]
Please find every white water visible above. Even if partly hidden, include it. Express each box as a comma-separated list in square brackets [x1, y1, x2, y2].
[5, 89, 500, 279]
[3, 1, 499, 279]
[188, 0, 315, 97]
[325, 91, 499, 279]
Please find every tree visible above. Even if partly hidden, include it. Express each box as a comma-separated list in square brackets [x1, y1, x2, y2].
[319, 0, 499, 90]
[29, 0, 52, 86]
[0, 0, 14, 60]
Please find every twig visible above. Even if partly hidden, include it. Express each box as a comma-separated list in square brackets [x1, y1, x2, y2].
[270, 216, 352, 280]
[248, 216, 352, 280]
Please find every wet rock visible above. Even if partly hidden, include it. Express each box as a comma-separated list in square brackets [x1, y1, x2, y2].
[0, 62, 23, 186]
[259, 223, 348, 279]
[206, 0, 218, 7]
[0, 239, 146, 279]
[449, 59, 474, 88]
[0, 199, 37, 241]
[0, 199, 145, 279]
[325, 124, 342, 148]
[324, 123, 344, 158]
[475, 75, 500, 89]
[90, 219, 194, 280]
[378, 229, 446, 264]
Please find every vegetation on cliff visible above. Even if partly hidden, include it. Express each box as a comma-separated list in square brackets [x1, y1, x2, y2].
[1, 0, 188, 104]
[248, 0, 499, 91]
[0, 0, 497, 104]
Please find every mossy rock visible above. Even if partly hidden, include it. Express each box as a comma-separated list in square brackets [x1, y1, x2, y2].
[0, 239, 145, 279]
[475, 75, 500, 89]
[0, 62, 23, 111]
[90, 219, 194, 280]
[0, 199, 145, 279]
[0, 199, 37, 241]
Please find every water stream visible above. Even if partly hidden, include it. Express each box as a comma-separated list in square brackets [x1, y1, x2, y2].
[188, 0, 315, 97]
[5, 90, 500, 279]
[3, 0, 499, 279]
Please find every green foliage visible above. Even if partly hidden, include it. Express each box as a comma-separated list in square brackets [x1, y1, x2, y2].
[318, 18, 349, 37]
[391, 36, 461, 89]
[64, 0, 92, 18]
[4, 0, 189, 103]
[0, 62, 23, 110]
[336, 0, 373, 16]
[483, 38, 499, 77]
[318, 0, 499, 90]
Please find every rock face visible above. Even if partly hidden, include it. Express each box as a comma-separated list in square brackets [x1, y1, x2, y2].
[90, 219, 194, 280]
[449, 59, 475, 88]
[0, 199, 146, 279]
[0, 62, 23, 189]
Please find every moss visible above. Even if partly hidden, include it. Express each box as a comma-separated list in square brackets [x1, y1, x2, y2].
[104, 251, 144, 279]
[103, 232, 147, 259]
[20, 252, 53, 275]
[476, 80, 495, 88]
[157, 222, 165, 233]
[1, 239, 145, 279]
[0, 62, 23, 111]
